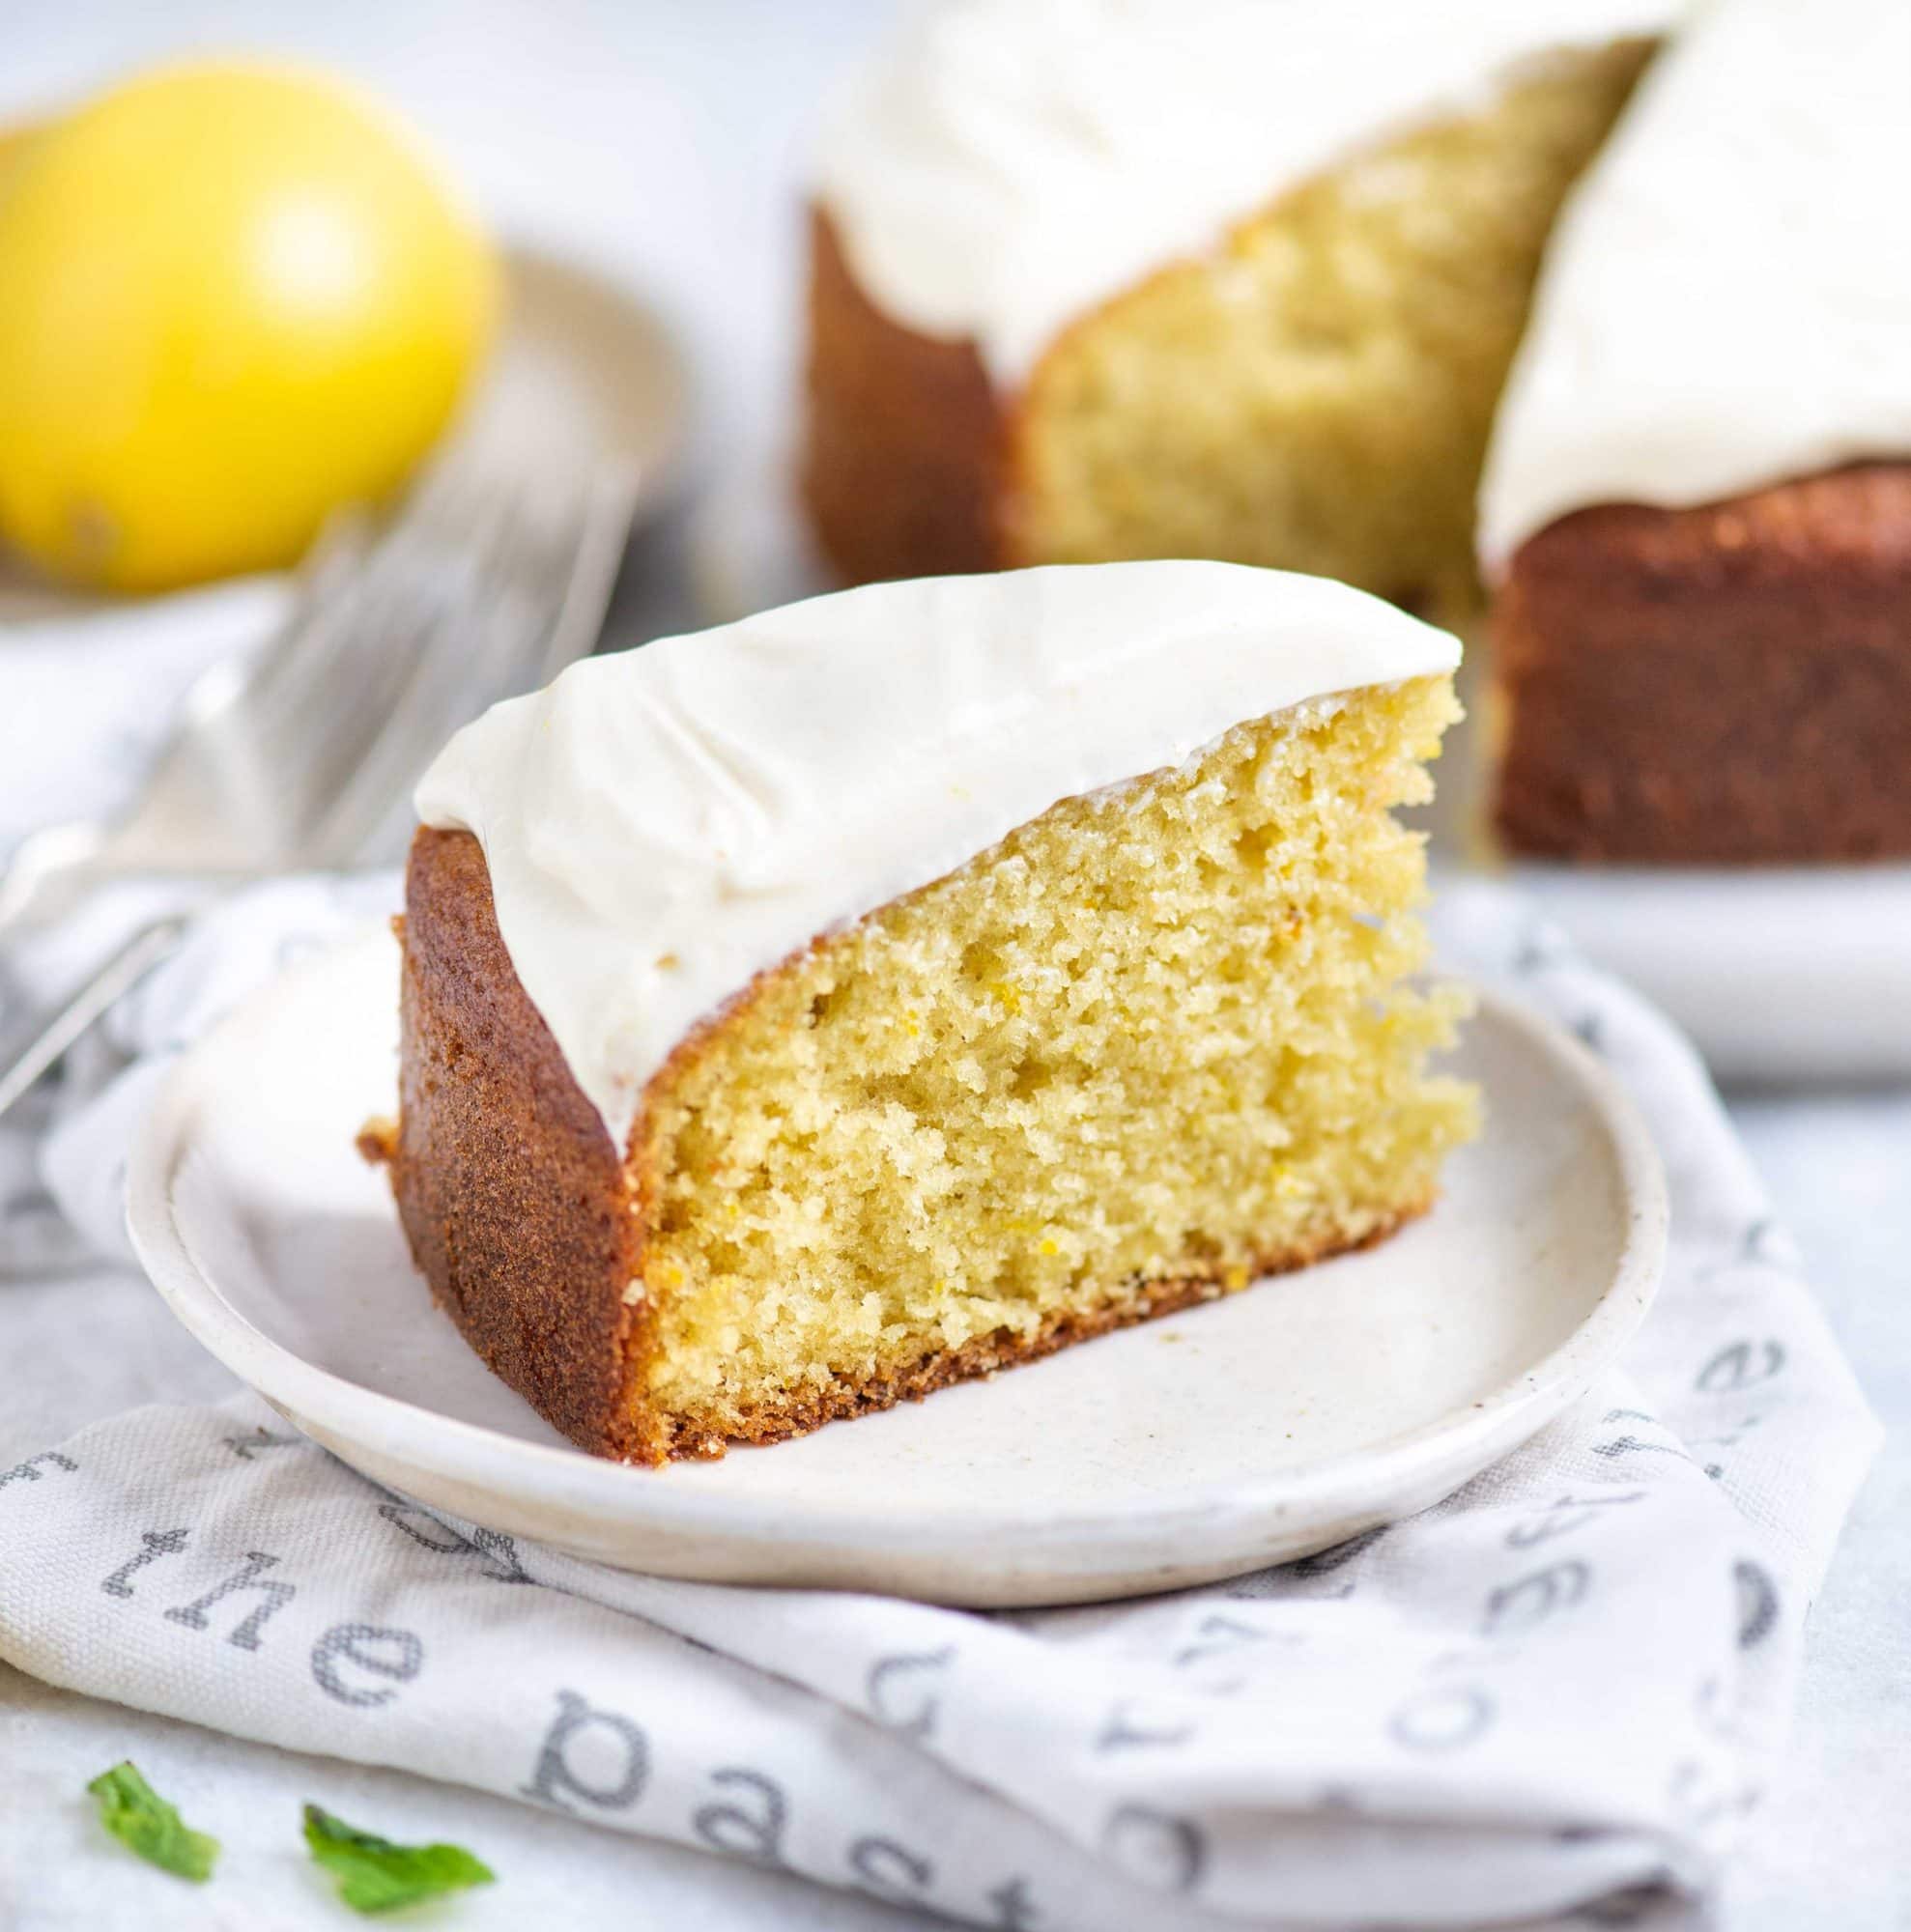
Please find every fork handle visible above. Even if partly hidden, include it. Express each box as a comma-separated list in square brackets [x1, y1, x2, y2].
[0, 915, 191, 1123]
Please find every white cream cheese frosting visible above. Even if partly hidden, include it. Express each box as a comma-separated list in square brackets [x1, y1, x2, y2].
[415, 562, 1460, 1150]
[1478, 0, 1911, 574]
[813, 0, 1676, 385]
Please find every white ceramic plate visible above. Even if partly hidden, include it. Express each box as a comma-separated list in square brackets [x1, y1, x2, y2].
[128, 926, 1665, 1606]
[690, 461, 1911, 1084]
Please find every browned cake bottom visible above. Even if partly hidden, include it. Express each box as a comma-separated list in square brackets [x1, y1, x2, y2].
[385, 826, 1429, 1464]
[632, 1212, 1426, 1463]
[1493, 463, 1911, 865]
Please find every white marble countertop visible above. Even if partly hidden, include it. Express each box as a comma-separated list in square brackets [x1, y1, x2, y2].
[2, 4, 1905, 1927]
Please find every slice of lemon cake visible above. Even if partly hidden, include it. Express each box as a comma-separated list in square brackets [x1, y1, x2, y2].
[387, 563, 1476, 1463]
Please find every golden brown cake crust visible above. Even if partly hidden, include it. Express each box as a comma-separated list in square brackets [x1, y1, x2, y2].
[389, 826, 1430, 1465]
[1493, 464, 1911, 865]
[392, 828, 651, 1458]
[800, 206, 1008, 584]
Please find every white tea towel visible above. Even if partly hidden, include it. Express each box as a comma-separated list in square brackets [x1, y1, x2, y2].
[0, 874, 1881, 1930]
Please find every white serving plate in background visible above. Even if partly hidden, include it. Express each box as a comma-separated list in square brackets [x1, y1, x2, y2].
[128, 924, 1666, 1608]
[1492, 863, 1911, 1085]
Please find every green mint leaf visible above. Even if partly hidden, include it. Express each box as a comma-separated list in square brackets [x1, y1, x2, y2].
[85, 1761, 219, 1882]
[302, 1803, 495, 1915]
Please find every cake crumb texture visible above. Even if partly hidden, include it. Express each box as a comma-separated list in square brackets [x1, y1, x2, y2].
[632, 674, 1474, 1456]
[1009, 43, 1649, 618]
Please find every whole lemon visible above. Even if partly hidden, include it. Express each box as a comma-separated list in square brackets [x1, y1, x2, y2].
[0, 123, 38, 181]
[0, 63, 498, 591]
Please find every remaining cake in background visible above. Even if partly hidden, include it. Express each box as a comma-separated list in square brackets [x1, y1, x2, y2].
[802, 0, 1911, 868]
[1477, 0, 1911, 863]
[385, 563, 1477, 1463]
[803, 0, 1669, 615]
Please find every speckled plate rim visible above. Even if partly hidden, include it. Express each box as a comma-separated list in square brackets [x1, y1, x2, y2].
[126, 925, 1668, 1604]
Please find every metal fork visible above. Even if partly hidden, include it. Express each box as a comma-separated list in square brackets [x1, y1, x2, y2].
[0, 453, 639, 1122]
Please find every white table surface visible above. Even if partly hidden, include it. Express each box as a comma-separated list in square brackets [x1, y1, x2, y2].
[2, 4, 1906, 1927]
